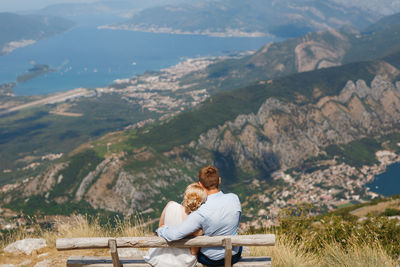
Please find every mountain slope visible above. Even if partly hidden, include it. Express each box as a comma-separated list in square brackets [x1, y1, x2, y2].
[180, 13, 400, 94]
[36, 0, 192, 18]
[332, 0, 400, 16]
[109, 0, 377, 38]
[5, 51, 400, 220]
[0, 12, 74, 56]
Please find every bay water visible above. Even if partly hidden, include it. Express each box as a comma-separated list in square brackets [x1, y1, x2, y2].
[367, 162, 400, 196]
[0, 18, 276, 96]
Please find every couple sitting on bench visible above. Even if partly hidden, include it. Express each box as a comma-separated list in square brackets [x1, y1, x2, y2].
[144, 165, 242, 267]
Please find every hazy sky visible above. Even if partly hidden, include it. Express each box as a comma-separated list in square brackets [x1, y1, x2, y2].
[0, 0, 98, 12]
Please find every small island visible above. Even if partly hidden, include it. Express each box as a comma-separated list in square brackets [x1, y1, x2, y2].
[16, 64, 54, 83]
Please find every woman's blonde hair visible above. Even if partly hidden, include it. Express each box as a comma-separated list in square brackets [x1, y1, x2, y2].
[183, 183, 207, 213]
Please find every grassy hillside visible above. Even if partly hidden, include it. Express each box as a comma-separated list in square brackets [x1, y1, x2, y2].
[181, 13, 400, 95]
[344, 22, 400, 64]
[0, 94, 158, 185]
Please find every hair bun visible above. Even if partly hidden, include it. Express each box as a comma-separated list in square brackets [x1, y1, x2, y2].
[183, 183, 207, 213]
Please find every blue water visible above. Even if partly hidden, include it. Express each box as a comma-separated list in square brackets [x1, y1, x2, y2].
[367, 162, 400, 196]
[0, 22, 276, 96]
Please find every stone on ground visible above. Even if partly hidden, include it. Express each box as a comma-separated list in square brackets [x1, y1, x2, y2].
[3, 238, 47, 255]
[34, 259, 52, 267]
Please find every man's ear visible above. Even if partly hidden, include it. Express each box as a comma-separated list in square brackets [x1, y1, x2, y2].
[218, 177, 221, 185]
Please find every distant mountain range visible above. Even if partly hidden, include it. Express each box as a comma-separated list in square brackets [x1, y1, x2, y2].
[106, 0, 378, 38]
[35, 0, 196, 18]
[0, 12, 74, 56]
[177, 12, 400, 95]
[2, 12, 400, 221]
[332, 0, 400, 15]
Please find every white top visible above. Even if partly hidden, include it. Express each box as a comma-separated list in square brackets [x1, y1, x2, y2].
[144, 201, 197, 267]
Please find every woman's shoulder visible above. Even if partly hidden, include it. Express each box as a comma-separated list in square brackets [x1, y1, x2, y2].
[165, 201, 183, 209]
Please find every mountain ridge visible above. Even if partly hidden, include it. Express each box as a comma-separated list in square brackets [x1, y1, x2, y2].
[107, 0, 377, 38]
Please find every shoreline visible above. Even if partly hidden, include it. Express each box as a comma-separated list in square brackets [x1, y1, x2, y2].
[1, 51, 252, 113]
[98, 24, 272, 38]
[366, 161, 400, 196]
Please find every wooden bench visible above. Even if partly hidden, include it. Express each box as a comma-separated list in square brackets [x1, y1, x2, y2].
[57, 234, 275, 267]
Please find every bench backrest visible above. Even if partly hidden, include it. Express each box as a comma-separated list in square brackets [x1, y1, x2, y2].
[56, 234, 275, 250]
[57, 234, 275, 267]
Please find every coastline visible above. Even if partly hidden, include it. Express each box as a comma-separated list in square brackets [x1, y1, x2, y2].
[98, 24, 271, 38]
[1, 51, 253, 115]
[367, 161, 400, 196]
[1, 39, 36, 56]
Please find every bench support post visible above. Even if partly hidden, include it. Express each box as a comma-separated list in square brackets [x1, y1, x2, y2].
[108, 239, 121, 267]
[223, 238, 232, 267]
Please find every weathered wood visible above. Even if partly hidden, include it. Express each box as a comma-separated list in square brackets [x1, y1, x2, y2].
[108, 239, 120, 267]
[57, 234, 275, 251]
[67, 256, 272, 267]
[223, 238, 232, 267]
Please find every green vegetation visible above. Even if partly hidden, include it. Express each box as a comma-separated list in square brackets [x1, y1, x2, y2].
[16, 64, 54, 83]
[0, 94, 157, 185]
[6, 196, 110, 217]
[324, 132, 400, 167]
[184, 14, 400, 99]
[51, 149, 103, 198]
[344, 21, 400, 64]
[131, 60, 380, 152]
[0, 12, 74, 55]
[382, 132, 400, 153]
[325, 138, 381, 167]
[383, 208, 400, 216]
[120, 0, 374, 38]
[268, 198, 400, 259]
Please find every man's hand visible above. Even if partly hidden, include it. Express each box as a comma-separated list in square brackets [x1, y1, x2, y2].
[190, 229, 203, 255]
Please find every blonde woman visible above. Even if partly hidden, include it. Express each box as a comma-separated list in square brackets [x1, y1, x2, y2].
[144, 183, 207, 267]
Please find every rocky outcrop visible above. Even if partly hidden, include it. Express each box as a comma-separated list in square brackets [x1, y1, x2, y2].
[75, 156, 117, 201]
[5, 73, 400, 217]
[23, 163, 68, 197]
[197, 74, 400, 171]
[295, 29, 349, 72]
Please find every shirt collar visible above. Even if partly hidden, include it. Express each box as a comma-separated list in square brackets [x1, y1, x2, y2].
[207, 191, 223, 200]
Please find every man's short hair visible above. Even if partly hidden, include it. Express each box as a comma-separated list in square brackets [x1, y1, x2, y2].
[198, 166, 219, 189]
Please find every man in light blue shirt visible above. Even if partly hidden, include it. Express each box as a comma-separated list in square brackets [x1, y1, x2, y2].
[157, 166, 242, 266]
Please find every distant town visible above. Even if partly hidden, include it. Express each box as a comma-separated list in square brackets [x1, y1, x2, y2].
[240, 149, 400, 229]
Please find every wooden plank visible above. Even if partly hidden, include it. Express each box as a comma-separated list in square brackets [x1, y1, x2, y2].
[108, 239, 120, 267]
[67, 256, 271, 267]
[223, 238, 232, 267]
[57, 234, 275, 251]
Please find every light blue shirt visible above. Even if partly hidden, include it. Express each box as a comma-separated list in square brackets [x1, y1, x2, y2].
[157, 191, 242, 260]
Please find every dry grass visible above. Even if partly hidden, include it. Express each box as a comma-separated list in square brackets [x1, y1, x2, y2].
[250, 235, 318, 267]
[321, 242, 397, 267]
[249, 234, 398, 267]
[350, 199, 400, 217]
[0, 215, 152, 266]
[1, 215, 398, 266]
